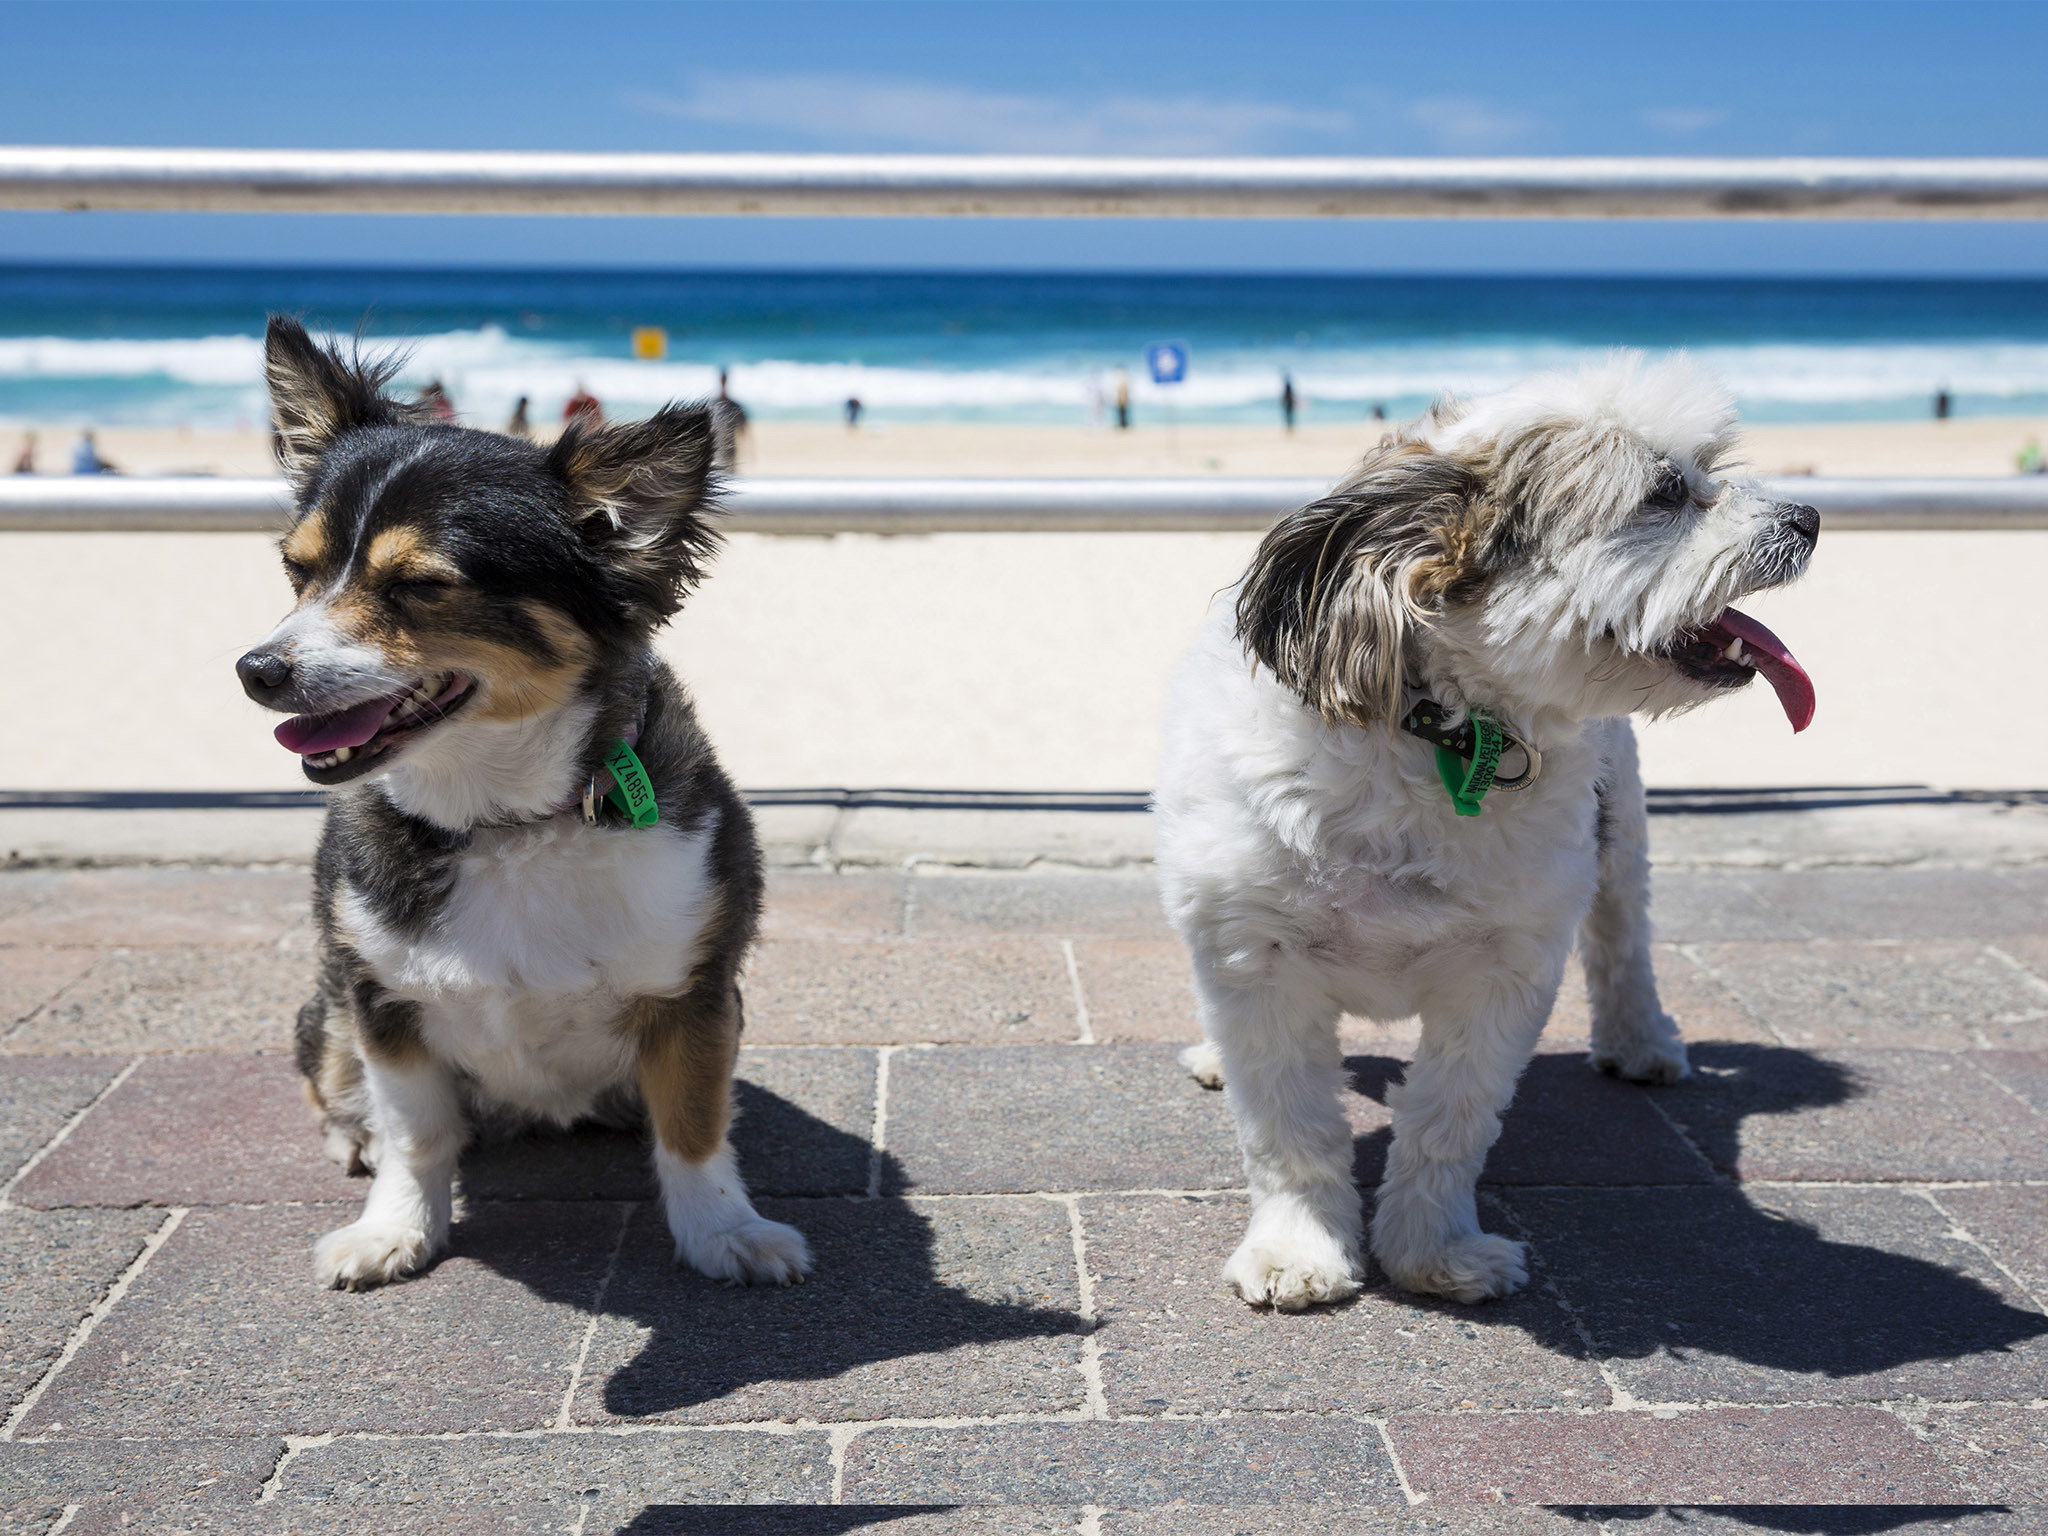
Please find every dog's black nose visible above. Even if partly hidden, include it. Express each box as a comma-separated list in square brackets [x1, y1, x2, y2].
[1779, 502, 1821, 545]
[237, 648, 294, 704]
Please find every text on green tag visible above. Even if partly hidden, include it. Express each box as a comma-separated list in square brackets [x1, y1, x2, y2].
[603, 739, 660, 828]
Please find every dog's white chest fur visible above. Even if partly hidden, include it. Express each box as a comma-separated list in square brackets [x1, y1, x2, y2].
[340, 810, 720, 1122]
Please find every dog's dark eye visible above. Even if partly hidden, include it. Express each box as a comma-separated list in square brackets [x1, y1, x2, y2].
[1646, 466, 1690, 510]
[386, 578, 452, 606]
[281, 558, 311, 590]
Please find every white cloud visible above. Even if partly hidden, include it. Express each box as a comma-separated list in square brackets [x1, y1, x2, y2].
[1641, 107, 1729, 136]
[1405, 96, 1540, 153]
[626, 72, 1351, 155]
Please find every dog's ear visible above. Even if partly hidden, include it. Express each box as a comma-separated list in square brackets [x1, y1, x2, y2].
[550, 404, 723, 624]
[264, 316, 416, 480]
[1236, 443, 1489, 728]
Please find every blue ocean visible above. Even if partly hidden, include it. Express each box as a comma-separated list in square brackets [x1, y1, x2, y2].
[7, 264, 2048, 430]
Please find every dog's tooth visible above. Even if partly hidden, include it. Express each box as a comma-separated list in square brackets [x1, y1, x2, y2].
[333, 745, 354, 764]
[1723, 637, 1744, 662]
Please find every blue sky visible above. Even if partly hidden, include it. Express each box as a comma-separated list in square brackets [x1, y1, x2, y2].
[6, 0, 2048, 273]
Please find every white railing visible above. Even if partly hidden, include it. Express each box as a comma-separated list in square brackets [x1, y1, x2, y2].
[8, 149, 2048, 218]
[5, 475, 2047, 534]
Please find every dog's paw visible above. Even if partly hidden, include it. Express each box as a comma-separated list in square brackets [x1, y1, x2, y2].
[314, 1220, 436, 1290]
[1179, 1040, 1225, 1089]
[1223, 1229, 1363, 1311]
[1589, 1035, 1690, 1085]
[679, 1216, 812, 1287]
[1379, 1233, 1528, 1304]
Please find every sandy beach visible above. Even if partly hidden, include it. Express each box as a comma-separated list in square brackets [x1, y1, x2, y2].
[10, 414, 2048, 480]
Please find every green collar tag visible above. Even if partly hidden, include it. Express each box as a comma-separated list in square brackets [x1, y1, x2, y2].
[602, 739, 660, 828]
[1434, 714, 1504, 818]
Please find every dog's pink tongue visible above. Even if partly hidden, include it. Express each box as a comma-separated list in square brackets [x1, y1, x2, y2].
[1716, 607, 1815, 733]
[274, 693, 398, 755]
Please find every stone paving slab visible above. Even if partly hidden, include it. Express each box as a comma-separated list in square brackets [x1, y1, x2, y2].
[1978, 1047, 2048, 1120]
[13, 1053, 356, 1209]
[1938, 1184, 2048, 1300]
[1646, 870, 1804, 943]
[1385, 1405, 1965, 1504]
[20, 1203, 616, 1439]
[60, 1503, 589, 1535]
[0, 1206, 160, 1411]
[0, 867, 309, 948]
[881, 1044, 1241, 1194]
[838, 1420, 1405, 1506]
[0, 1053, 123, 1181]
[906, 872, 1170, 939]
[1587, 1510, 2048, 1535]
[0, 948, 96, 1039]
[1346, 1052, 1712, 1188]
[746, 940, 1077, 1045]
[0, 1436, 282, 1531]
[9, 944, 307, 1054]
[763, 871, 909, 941]
[1918, 1405, 2048, 1504]
[13, 1048, 877, 1210]
[592, 1511, 1081, 1536]
[1690, 940, 2048, 1049]
[457, 1047, 879, 1203]
[571, 1196, 1084, 1426]
[1085, 1194, 1602, 1415]
[1737, 868, 2048, 942]
[274, 1430, 836, 1510]
[1500, 1185, 2048, 1404]
[1096, 1509, 1595, 1536]
[1656, 1044, 2048, 1182]
[1068, 939, 1197, 1042]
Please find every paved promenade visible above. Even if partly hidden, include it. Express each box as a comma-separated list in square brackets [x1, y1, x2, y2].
[2, 813, 2047, 1531]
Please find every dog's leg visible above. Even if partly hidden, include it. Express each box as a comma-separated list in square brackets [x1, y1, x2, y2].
[1582, 721, 1689, 1084]
[1371, 963, 1556, 1303]
[313, 1026, 462, 1290]
[637, 985, 810, 1286]
[1198, 958, 1362, 1311]
[1179, 1037, 1226, 1089]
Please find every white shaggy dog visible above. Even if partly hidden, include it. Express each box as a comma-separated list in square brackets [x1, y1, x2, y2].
[1154, 355, 1817, 1310]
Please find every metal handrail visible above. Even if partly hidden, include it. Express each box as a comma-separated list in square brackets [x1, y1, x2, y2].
[5, 474, 2047, 533]
[10, 148, 2048, 218]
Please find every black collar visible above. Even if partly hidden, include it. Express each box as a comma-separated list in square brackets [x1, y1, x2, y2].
[1400, 698, 1541, 792]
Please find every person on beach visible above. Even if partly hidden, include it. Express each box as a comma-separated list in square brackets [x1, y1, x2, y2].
[845, 396, 863, 429]
[69, 430, 113, 475]
[418, 381, 456, 422]
[505, 397, 532, 439]
[1280, 373, 1298, 433]
[1114, 369, 1131, 431]
[714, 370, 750, 469]
[11, 431, 33, 474]
[564, 383, 604, 427]
[1934, 387, 1952, 420]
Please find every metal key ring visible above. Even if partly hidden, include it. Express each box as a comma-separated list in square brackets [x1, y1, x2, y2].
[1490, 736, 1542, 791]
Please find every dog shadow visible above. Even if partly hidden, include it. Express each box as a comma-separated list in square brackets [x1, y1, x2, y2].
[613, 1511, 963, 1536]
[458, 1082, 1083, 1421]
[1566, 1509, 2016, 1534]
[1344, 1042, 2048, 1380]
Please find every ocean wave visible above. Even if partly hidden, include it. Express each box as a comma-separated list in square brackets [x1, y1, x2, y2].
[6, 327, 2048, 425]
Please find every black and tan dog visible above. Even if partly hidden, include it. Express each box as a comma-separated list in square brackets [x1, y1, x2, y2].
[238, 317, 807, 1290]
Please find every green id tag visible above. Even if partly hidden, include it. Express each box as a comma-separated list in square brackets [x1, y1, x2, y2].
[1435, 714, 1504, 818]
[602, 740, 660, 828]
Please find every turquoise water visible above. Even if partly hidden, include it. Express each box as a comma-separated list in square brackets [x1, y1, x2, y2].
[6, 264, 2048, 428]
